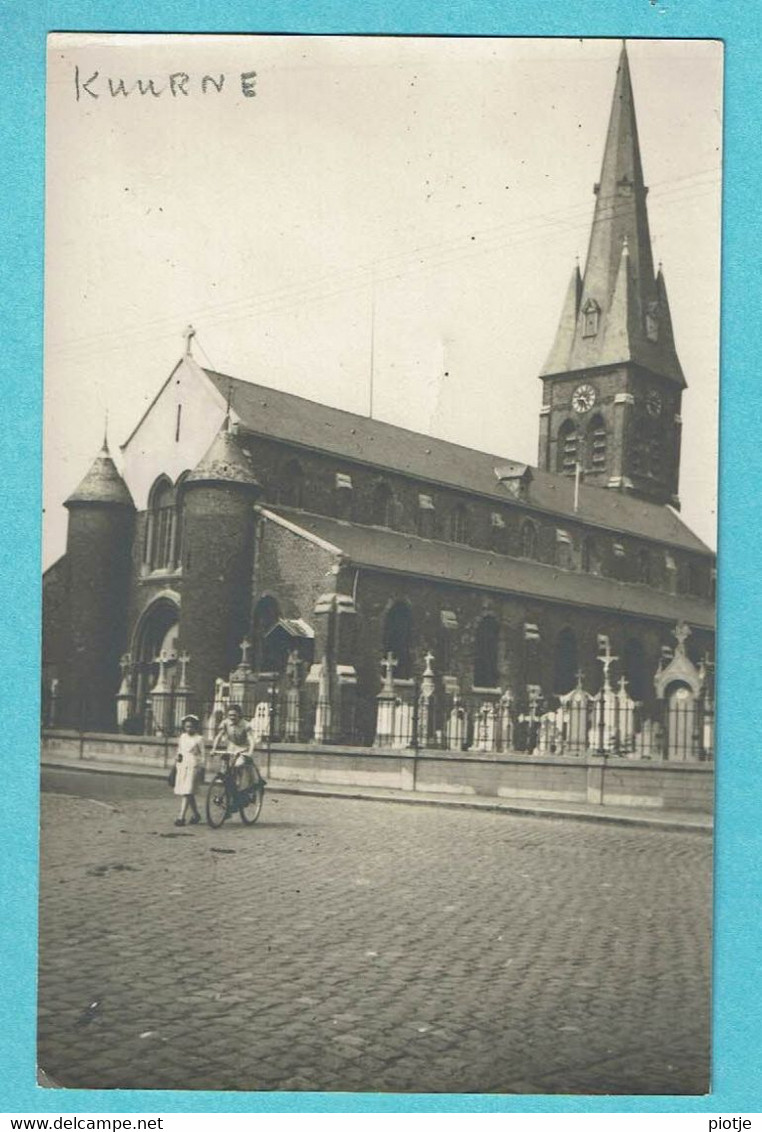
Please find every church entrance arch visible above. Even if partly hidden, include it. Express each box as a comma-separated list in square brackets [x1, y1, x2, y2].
[132, 594, 180, 722]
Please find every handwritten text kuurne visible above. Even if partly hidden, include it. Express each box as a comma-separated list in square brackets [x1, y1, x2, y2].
[73, 67, 257, 101]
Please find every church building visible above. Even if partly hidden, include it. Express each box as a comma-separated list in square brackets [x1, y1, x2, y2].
[42, 46, 716, 760]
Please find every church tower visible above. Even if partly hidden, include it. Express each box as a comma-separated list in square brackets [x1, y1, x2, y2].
[537, 44, 685, 508]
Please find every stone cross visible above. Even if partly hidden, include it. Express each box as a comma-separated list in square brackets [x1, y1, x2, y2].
[423, 650, 435, 677]
[119, 652, 132, 678]
[380, 651, 398, 693]
[239, 636, 252, 668]
[575, 668, 585, 691]
[598, 639, 618, 690]
[618, 675, 628, 695]
[183, 324, 196, 356]
[673, 621, 691, 654]
[176, 650, 191, 687]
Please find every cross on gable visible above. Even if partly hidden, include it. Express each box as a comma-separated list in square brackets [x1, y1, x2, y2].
[423, 650, 435, 676]
[177, 650, 191, 683]
[380, 652, 398, 680]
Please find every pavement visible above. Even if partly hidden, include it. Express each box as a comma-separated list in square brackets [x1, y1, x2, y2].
[40, 753, 713, 833]
[37, 769, 712, 1095]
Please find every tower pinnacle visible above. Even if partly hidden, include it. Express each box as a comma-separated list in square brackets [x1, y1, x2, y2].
[540, 43, 684, 387]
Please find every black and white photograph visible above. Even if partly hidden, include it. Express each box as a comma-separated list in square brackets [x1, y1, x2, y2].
[40, 34, 720, 1095]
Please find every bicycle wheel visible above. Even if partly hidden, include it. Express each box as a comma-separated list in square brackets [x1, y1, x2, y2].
[239, 783, 264, 825]
[206, 775, 230, 828]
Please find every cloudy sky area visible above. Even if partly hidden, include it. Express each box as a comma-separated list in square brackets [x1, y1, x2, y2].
[44, 35, 722, 567]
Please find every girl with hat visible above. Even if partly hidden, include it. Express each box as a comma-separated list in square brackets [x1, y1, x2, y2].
[173, 714, 205, 826]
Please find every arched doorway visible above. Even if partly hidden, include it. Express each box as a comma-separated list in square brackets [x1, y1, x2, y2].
[132, 595, 180, 725]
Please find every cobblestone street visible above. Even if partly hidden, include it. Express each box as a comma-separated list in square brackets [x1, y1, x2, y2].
[38, 775, 712, 1096]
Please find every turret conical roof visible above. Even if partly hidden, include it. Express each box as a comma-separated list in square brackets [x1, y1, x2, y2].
[541, 43, 685, 386]
[65, 439, 134, 508]
[185, 418, 261, 489]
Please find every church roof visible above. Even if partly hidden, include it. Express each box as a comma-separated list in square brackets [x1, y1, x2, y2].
[186, 418, 261, 488]
[203, 367, 712, 556]
[541, 44, 685, 386]
[264, 508, 715, 630]
[65, 440, 134, 508]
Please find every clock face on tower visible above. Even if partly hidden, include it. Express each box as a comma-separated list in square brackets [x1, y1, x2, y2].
[571, 383, 597, 414]
[645, 389, 663, 417]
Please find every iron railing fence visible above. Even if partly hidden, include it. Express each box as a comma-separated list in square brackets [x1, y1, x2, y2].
[45, 674, 714, 762]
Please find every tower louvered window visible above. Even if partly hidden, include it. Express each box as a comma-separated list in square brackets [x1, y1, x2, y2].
[558, 420, 579, 475]
[589, 415, 607, 471]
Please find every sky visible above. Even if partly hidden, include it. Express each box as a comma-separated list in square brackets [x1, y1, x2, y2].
[43, 35, 722, 567]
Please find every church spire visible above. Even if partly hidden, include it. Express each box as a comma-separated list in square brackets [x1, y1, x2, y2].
[541, 42, 684, 386]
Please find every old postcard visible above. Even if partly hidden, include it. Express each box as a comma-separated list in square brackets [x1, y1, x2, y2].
[40, 34, 720, 1094]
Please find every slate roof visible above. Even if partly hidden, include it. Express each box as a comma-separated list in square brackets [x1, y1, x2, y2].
[204, 367, 713, 557]
[263, 507, 715, 630]
[186, 419, 260, 488]
[65, 442, 134, 508]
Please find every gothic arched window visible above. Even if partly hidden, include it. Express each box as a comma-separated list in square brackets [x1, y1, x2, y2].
[588, 415, 607, 472]
[279, 459, 305, 508]
[371, 481, 395, 527]
[382, 601, 413, 679]
[145, 475, 179, 571]
[554, 627, 578, 695]
[473, 616, 500, 688]
[449, 504, 470, 545]
[558, 419, 579, 475]
[520, 519, 538, 560]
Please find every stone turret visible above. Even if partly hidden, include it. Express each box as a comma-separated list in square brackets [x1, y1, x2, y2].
[177, 419, 262, 707]
[63, 438, 135, 729]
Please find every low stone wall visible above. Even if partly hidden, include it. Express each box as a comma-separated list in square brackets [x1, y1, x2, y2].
[41, 730, 714, 814]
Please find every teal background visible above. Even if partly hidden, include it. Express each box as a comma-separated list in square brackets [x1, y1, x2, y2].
[2, 0, 758, 1115]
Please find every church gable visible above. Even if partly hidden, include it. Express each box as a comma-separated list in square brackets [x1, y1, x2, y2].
[120, 355, 228, 510]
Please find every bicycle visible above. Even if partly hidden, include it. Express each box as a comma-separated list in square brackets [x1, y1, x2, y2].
[205, 751, 266, 828]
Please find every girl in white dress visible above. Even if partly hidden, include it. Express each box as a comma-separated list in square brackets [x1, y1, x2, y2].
[173, 714, 205, 826]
